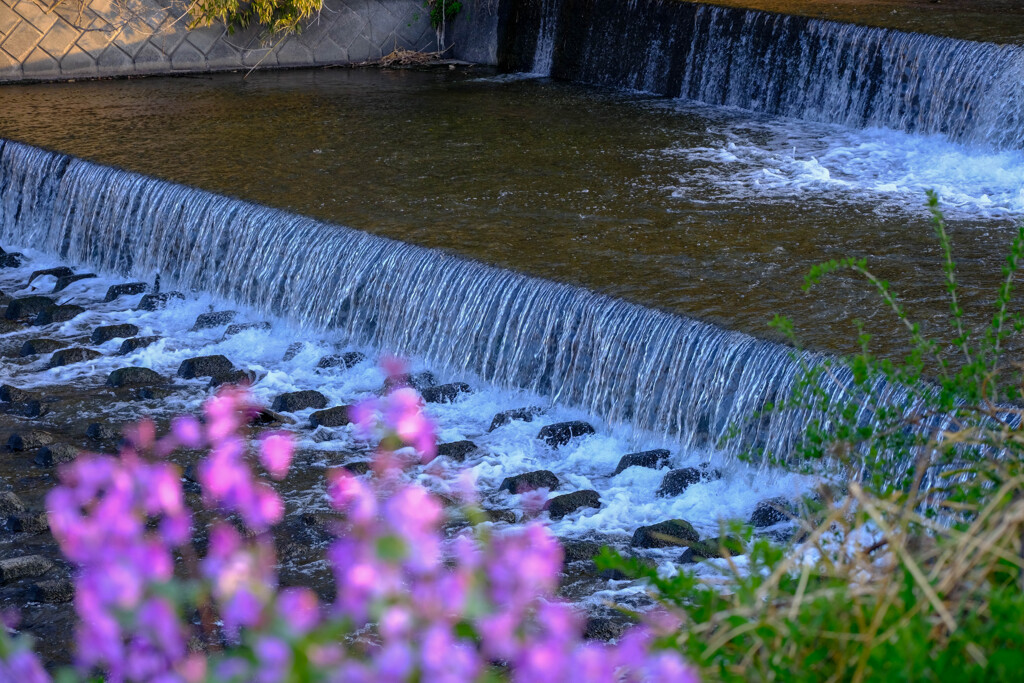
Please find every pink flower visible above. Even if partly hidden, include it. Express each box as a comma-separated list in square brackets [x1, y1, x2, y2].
[259, 432, 294, 479]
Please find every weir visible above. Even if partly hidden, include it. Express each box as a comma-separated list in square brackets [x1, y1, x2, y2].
[0, 138, 893, 463]
[499, 0, 1024, 150]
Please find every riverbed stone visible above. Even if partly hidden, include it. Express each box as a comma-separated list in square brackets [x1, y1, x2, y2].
[117, 336, 161, 355]
[272, 390, 328, 412]
[613, 448, 670, 475]
[104, 282, 148, 301]
[34, 443, 79, 467]
[317, 351, 366, 369]
[561, 539, 601, 566]
[106, 367, 164, 387]
[48, 347, 102, 368]
[5, 296, 56, 320]
[436, 440, 479, 462]
[0, 555, 53, 582]
[584, 616, 630, 642]
[0, 492, 26, 516]
[547, 490, 601, 520]
[656, 466, 720, 497]
[86, 423, 120, 442]
[538, 420, 596, 447]
[488, 406, 545, 432]
[343, 461, 371, 475]
[678, 536, 746, 564]
[309, 406, 352, 428]
[34, 304, 86, 325]
[29, 578, 73, 603]
[20, 338, 68, 357]
[499, 470, 560, 494]
[283, 342, 306, 361]
[7, 429, 55, 451]
[91, 323, 139, 345]
[749, 497, 795, 528]
[53, 273, 97, 292]
[8, 511, 48, 534]
[137, 291, 185, 311]
[0, 400, 42, 418]
[422, 382, 471, 404]
[224, 321, 272, 337]
[177, 355, 234, 379]
[630, 519, 699, 549]
[2, 252, 24, 268]
[0, 385, 31, 403]
[191, 310, 237, 330]
[209, 369, 257, 387]
[27, 267, 73, 285]
[384, 371, 437, 392]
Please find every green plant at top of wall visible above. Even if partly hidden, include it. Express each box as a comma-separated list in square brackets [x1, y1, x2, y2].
[597, 192, 1024, 681]
[187, 0, 325, 35]
[426, 0, 463, 30]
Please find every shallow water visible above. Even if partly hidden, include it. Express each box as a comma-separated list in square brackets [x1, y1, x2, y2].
[0, 67, 1020, 360]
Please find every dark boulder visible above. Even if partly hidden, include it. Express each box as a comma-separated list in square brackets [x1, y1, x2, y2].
[53, 272, 97, 292]
[749, 497, 795, 528]
[209, 369, 257, 387]
[224, 321, 272, 337]
[282, 342, 306, 361]
[34, 443, 79, 467]
[342, 461, 371, 475]
[8, 511, 48, 534]
[498, 470, 560, 494]
[107, 367, 163, 387]
[384, 371, 437, 393]
[538, 421, 596, 447]
[91, 323, 139, 345]
[678, 536, 746, 564]
[191, 310, 237, 330]
[0, 400, 42, 418]
[7, 430, 55, 451]
[560, 539, 601, 566]
[630, 519, 699, 549]
[0, 384, 31, 403]
[422, 382, 471, 404]
[656, 466, 721, 498]
[249, 407, 295, 426]
[317, 351, 367, 369]
[117, 336, 160, 355]
[272, 390, 328, 413]
[598, 554, 657, 581]
[19, 338, 68, 357]
[104, 282, 148, 301]
[485, 509, 518, 524]
[546, 490, 601, 520]
[34, 304, 85, 325]
[0, 555, 53, 582]
[5, 296, 55, 320]
[137, 291, 185, 311]
[583, 616, 630, 642]
[613, 449, 671, 476]
[27, 267, 73, 285]
[488, 406, 545, 432]
[309, 406, 353, 428]
[177, 355, 234, 379]
[2, 252, 24, 268]
[86, 423, 120, 442]
[436, 440, 479, 462]
[0, 492, 26, 517]
[29, 578, 73, 603]
[48, 347, 102, 368]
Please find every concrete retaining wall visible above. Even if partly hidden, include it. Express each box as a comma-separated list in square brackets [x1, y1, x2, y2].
[0, 0, 496, 83]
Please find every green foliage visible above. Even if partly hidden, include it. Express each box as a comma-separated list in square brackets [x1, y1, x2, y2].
[600, 194, 1024, 682]
[187, 0, 325, 36]
[426, 0, 463, 30]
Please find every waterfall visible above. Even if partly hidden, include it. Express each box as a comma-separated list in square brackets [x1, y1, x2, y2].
[0, 138, 899, 464]
[531, 0, 560, 75]
[502, 0, 1024, 151]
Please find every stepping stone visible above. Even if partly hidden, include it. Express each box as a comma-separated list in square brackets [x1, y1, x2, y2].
[106, 367, 163, 387]
[656, 465, 720, 498]
[191, 310, 237, 330]
[498, 470, 560, 494]
[177, 355, 234, 379]
[48, 347, 102, 368]
[91, 323, 139, 345]
[538, 421, 596, 447]
[0, 555, 53, 582]
[546, 490, 601, 520]
[309, 406, 352, 428]
[20, 338, 68, 357]
[630, 519, 699, 549]
[27, 267, 73, 285]
[749, 498, 796, 528]
[34, 443, 78, 467]
[422, 382, 471, 404]
[34, 304, 85, 325]
[104, 282, 148, 301]
[489, 406, 545, 432]
[272, 390, 328, 413]
[5, 296, 56, 320]
[613, 449, 670, 475]
[224, 321, 272, 337]
[317, 351, 366, 369]
[137, 292, 185, 311]
[436, 440, 479, 462]
[117, 336, 160, 355]
[53, 273, 97, 292]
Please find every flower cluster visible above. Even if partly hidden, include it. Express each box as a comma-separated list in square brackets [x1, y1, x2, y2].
[0, 369, 696, 682]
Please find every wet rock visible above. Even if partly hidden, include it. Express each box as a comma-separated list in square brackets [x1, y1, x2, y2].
[498, 470, 560, 494]
[0, 555, 53, 582]
[27, 267, 73, 285]
[484, 508, 517, 524]
[137, 291, 185, 311]
[117, 336, 160, 355]
[134, 386, 177, 401]
[209, 369, 257, 388]
[283, 342, 306, 361]
[271, 390, 328, 413]
[104, 282, 148, 301]
[106, 367, 163, 387]
[20, 338, 68, 357]
[678, 536, 745, 564]
[317, 351, 366, 369]
[538, 421, 596, 447]
[561, 539, 601, 565]
[384, 371, 437, 393]
[630, 519, 699, 549]
[191, 310, 237, 331]
[7, 430, 55, 451]
[0, 400, 43, 418]
[488, 406, 545, 432]
[224, 321, 272, 337]
[0, 385, 31, 403]
[422, 382, 471, 404]
[29, 578, 73, 603]
[34, 304, 85, 325]
[177, 355, 234, 379]
[342, 461, 371, 475]
[5, 296, 56, 320]
[48, 347, 102, 368]
[34, 443, 78, 467]
[583, 616, 629, 642]
[547, 490, 601, 520]
[91, 323, 139, 345]
[86, 423, 120, 442]
[53, 273, 97, 292]
[0, 492, 26, 516]
[598, 555, 657, 581]
[436, 440, 479, 462]
[249, 408, 295, 426]
[749, 497, 795, 528]
[613, 449, 670, 476]
[2, 252, 24, 268]
[8, 511, 48, 534]
[655, 466, 720, 498]
[309, 406, 352, 428]
[0, 290, 9, 306]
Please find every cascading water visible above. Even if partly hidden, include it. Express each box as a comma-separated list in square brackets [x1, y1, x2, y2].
[530, 0, 560, 75]
[0, 138, 901, 467]
[503, 0, 1024, 151]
